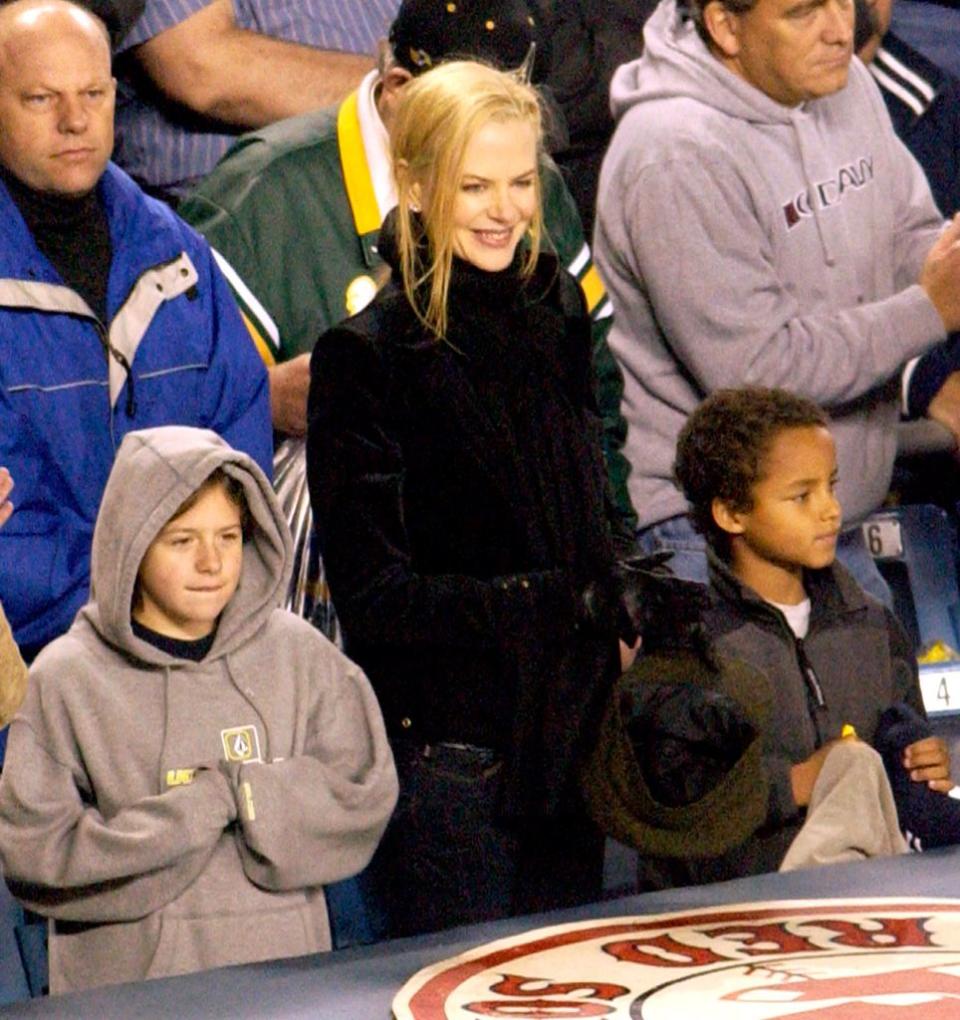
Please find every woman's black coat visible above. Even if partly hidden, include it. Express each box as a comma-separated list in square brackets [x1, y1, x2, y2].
[306, 244, 620, 818]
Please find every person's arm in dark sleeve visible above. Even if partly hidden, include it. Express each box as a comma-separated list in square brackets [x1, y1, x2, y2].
[306, 326, 580, 651]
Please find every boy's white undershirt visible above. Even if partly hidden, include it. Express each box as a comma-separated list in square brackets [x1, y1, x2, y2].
[768, 597, 812, 639]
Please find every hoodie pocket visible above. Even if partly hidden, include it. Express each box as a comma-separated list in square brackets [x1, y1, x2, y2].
[50, 914, 163, 995]
[147, 899, 321, 979]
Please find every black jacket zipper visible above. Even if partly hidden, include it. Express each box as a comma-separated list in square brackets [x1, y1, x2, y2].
[795, 635, 827, 746]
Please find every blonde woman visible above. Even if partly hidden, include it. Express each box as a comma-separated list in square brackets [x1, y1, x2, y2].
[307, 61, 635, 937]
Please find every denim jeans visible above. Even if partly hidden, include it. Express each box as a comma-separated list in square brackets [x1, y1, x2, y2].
[365, 740, 604, 938]
[637, 514, 893, 608]
[635, 513, 710, 584]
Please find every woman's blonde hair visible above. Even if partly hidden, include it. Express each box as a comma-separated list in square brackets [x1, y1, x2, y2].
[390, 60, 544, 339]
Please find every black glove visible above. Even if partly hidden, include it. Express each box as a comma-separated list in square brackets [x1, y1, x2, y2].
[614, 552, 711, 647]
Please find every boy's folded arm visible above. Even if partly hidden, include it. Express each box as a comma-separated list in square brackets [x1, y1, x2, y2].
[0, 727, 236, 922]
[226, 668, 399, 891]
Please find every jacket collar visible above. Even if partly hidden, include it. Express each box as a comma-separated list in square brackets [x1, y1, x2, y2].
[0, 163, 200, 408]
[707, 546, 870, 631]
[337, 74, 392, 269]
[0, 162, 184, 288]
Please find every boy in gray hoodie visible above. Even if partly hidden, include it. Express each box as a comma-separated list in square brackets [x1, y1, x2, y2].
[0, 426, 398, 994]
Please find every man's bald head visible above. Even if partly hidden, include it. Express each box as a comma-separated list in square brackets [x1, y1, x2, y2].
[0, 0, 115, 195]
[0, 0, 110, 56]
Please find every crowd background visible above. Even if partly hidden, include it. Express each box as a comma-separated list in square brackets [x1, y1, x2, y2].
[1, 0, 960, 1002]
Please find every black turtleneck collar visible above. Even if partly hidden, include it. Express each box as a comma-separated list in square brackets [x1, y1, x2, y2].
[1, 165, 112, 322]
[132, 617, 217, 662]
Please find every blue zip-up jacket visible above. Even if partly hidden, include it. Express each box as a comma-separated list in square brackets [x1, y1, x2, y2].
[0, 163, 272, 652]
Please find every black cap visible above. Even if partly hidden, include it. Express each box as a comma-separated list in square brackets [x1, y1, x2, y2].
[389, 0, 544, 81]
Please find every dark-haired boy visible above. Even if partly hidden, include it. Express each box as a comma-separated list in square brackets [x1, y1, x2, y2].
[672, 386, 951, 877]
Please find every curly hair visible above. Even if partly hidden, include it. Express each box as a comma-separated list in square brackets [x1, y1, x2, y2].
[674, 387, 829, 553]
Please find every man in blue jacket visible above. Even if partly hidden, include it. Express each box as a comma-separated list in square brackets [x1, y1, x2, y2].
[0, 0, 272, 661]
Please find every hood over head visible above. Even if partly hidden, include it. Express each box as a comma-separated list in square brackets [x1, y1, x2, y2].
[611, 0, 797, 127]
[610, 0, 850, 266]
[84, 426, 291, 663]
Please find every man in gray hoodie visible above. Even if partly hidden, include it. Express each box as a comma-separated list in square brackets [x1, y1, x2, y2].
[595, 0, 960, 595]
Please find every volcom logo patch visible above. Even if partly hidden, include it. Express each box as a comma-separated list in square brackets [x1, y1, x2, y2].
[220, 724, 262, 763]
[783, 157, 875, 228]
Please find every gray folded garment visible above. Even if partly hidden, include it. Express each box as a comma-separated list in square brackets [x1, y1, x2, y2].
[780, 740, 907, 872]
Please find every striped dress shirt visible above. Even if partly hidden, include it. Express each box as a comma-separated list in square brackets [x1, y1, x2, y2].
[114, 0, 400, 197]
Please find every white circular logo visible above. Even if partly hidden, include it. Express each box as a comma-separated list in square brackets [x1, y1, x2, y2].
[393, 899, 960, 1018]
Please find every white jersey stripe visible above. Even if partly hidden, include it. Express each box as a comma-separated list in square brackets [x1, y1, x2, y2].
[870, 63, 927, 118]
[211, 248, 281, 350]
[875, 46, 936, 104]
[568, 243, 590, 278]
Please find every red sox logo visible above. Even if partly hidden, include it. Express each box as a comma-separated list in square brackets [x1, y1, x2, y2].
[392, 900, 960, 1018]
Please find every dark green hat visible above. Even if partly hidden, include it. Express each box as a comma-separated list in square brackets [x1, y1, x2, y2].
[582, 648, 772, 859]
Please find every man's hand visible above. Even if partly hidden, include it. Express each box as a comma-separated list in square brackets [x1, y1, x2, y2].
[926, 371, 960, 444]
[268, 354, 311, 436]
[903, 735, 953, 793]
[920, 213, 960, 333]
[0, 467, 13, 528]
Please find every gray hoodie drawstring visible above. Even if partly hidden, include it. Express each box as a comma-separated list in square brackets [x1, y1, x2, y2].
[158, 665, 171, 792]
[793, 109, 836, 268]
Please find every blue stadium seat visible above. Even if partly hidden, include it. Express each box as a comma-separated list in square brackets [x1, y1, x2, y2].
[862, 503, 960, 654]
[0, 877, 40, 1004]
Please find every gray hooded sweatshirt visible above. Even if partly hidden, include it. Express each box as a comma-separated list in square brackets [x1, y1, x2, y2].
[0, 426, 398, 994]
[594, 0, 947, 530]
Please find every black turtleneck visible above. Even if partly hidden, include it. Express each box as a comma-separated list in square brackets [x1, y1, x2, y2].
[378, 207, 607, 579]
[132, 617, 217, 662]
[2, 167, 112, 322]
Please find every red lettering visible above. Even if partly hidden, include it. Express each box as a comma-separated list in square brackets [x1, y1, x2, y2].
[465, 1002, 613, 1018]
[603, 933, 725, 967]
[488, 975, 628, 1002]
[814, 917, 934, 950]
[706, 922, 819, 956]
